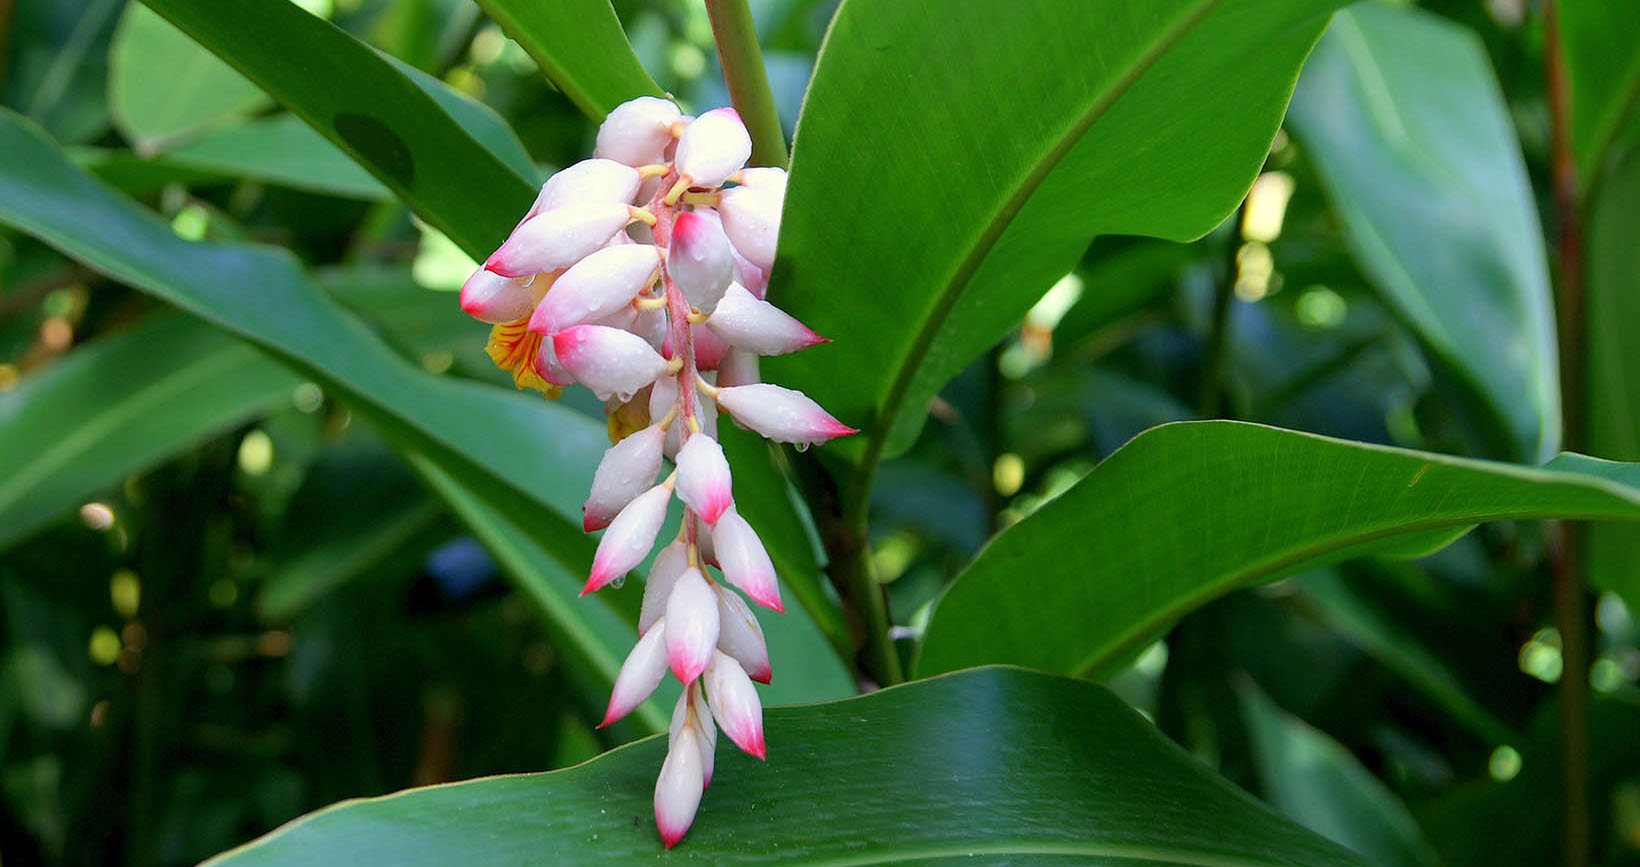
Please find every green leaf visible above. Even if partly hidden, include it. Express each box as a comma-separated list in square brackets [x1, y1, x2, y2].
[1561, 0, 1640, 180]
[768, 0, 1346, 492]
[472, 0, 663, 119]
[108, 3, 272, 151]
[1240, 679, 1442, 867]
[917, 421, 1640, 678]
[136, 0, 535, 257]
[0, 107, 645, 723]
[204, 667, 1369, 866]
[1587, 143, 1640, 612]
[157, 114, 392, 200]
[1286, 3, 1560, 462]
[0, 313, 299, 553]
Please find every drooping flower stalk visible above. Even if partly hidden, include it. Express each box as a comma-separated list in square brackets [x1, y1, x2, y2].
[459, 97, 853, 849]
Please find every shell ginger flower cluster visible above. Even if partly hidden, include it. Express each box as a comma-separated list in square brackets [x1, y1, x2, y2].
[458, 96, 855, 848]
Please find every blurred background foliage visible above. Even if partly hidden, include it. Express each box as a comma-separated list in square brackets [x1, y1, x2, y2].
[0, 0, 1636, 865]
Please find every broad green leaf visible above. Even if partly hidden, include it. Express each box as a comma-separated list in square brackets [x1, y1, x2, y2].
[768, 0, 1346, 491]
[1587, 144, 1640, 612]
[472, 0, 663, 119]
[1240, 679, 1442, 867]
[0, 108, 647, 723]
[158, 114, 392, 200]
[137, 0, 534, 257]
[205, 666, 1369, 866]
[917, 421, 1640, 678]
[1561, 0, 1640, 180]
[108, 3, 272, 151]
[1287, 3, 1560, 462]
[0, 313, 299, 553]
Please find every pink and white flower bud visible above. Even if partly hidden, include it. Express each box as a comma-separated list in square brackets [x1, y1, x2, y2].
[600, 616, 668, 727]
[664, 568, 720, 684]
[531, 335, 575, 386]
[675, 433, 734, 526]
[714, 585, 771, 684]
[674, 108, 751, 187]
[716, 383, 857, 447]
[640, 540, 690, 634]
[692, 324, 732, 370]
[707, 284, 828, 355]
[583, 425, 666, 532]
[668, 211, 735, 314]
[532, 159, 641, 217]
[529, 244, 660, 335]
[486, 203, 633, 277]
[596, 96, 683, 168]
[711, 508, 782, 612]
[459, 268, 538, 324]
[734, 167, 787, 196]
[670, 686, 717, 789]
[553, 325, 669, 401]
[716, 349, 761, 388]
[585, 483, 672, 594]
[704, 650, 765, 759]
[730, 247, 767, 299]
[654, 724, 704, 849]
[630, 304, 669, 349]
[718, 184, 783, 269]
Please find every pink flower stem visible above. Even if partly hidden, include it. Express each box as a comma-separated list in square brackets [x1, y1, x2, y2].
[650, 174, 706, 561]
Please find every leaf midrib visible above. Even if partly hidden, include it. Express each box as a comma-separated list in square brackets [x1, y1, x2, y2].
[1070, 484, 1640, 677]
[849, 0, 1224, 511]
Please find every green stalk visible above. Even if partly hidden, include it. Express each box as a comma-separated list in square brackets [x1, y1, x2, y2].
[704, 0, 789, 168]
[1544, 2, 1590, 865]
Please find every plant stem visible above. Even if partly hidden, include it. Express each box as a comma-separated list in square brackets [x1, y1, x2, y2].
[704, 0, 789, 168]
[791, 454, 903, 688]
[1544, 3, 1590, 865]
[1197, 217, 1241, 418]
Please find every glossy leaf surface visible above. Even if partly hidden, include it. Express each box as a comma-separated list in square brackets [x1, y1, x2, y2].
[473, 0, 663, 119]
[208, 667, 1368, 866]
[918, 421, 1640, 677]
[136, 0, 535, 256]
[1287, 3, 1559, 462]
[769, 0, 1346, 485]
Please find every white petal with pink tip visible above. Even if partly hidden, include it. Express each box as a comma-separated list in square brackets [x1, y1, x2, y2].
[596, 96, 682, 167]
[668, 211, 735, 314]
[459, 268, 539, 324]
[675, 433, 734, 526]
[707, 284, 827, 355]
[585, 483, 671, 593]
[674, 108, 751, 187]
[653, 725, 704, 849]
[553, 325, 669, 401]
[529, 244, 659, 334]
[715, 383, 856, 447]
[601, 616, 668, 727]
[485, 203, 632, 277]
[640, 540, 690, 635]
[583, 425, 665, 532]
[711, 508, 782, 612]
[704, 650, 765, 759]
[664, 568, 720, 684]
[714, 585, 771, 683]
[718, 184, 782, 269]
